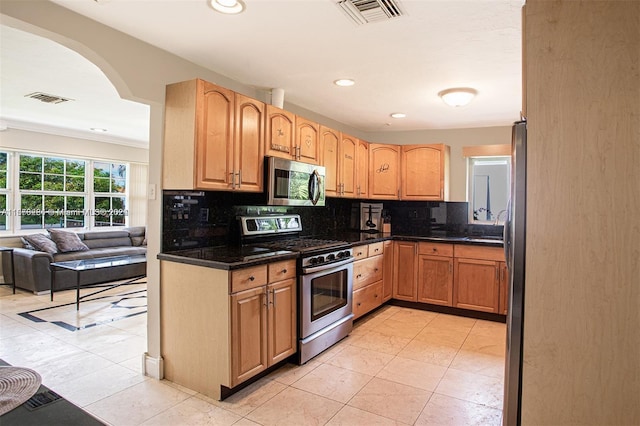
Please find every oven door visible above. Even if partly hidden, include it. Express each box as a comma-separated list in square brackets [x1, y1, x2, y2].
[300, 260, 353, 339]
[267, 156, 326, 206]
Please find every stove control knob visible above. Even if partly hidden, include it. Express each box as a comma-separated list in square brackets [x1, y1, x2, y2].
[308, 257, 318, 265]
[337, 251, 346, 259]
[326, 254, 336, 261]
[317, 256, 325, 264]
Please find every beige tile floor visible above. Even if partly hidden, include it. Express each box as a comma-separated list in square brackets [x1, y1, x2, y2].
[0, 284, 506, 425]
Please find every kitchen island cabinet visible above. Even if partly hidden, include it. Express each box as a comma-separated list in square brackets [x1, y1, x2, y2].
[160, 258, 296, 400]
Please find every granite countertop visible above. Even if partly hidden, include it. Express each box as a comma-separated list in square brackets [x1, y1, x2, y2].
[158, 232, 503, 271]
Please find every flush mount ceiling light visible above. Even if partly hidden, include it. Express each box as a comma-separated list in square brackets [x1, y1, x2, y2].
[438, 88, 478, 107]
[390, 113, 406, 118]
[90, 127, 108, 132]
[209, 0, 245, 14]
[334, 79, 355, 87]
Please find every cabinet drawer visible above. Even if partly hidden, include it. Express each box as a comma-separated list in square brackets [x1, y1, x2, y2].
[368, 242, 384, 257]
[353, 281, 383, 320]
[353, 255, 383, 290]
[418, 242, 453, 257]
[268, 260, 296, 283]
[231, 265, 268, 293]
[352, 245, 369, 260]
[454, 245, 505, 261]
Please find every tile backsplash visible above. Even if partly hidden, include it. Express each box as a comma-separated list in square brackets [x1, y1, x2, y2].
[162, 190, 502, 251]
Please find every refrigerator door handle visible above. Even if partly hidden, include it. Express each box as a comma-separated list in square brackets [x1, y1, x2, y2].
[503, 198, 511, 268]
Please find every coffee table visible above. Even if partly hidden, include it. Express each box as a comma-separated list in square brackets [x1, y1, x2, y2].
[50, 255, 146, 310]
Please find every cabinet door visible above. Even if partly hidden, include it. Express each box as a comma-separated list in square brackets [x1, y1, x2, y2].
[234, 94, 264, 192]
[453, 258, 499, 313]
[196, 81, 234, 190]
[230, 286, 267, 386]
[340, 134, 357, 198]
[369, 144, 400, 200]
[356, 139, 369, 198]
[401, 144, 446, 200]
[382, 240, 393, 302]
[295, 117, 320, 164]
[320, 126, 340, 197]
[499, 261, 508, 315]
[265, 105, 295, 159]
[417, 255, 454, 306]
[267, 278, 296, 365]
[393, 241, 418, 301]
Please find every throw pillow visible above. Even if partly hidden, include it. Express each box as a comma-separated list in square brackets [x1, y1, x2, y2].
[48, 229, 89, 253]
[22, 234, 59, 255]
[21, 237, 36, 250]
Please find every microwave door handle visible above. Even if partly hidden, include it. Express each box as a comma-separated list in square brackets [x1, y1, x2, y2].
[308, 170, 321, 205]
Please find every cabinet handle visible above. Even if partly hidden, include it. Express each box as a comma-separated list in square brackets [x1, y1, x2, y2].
[356, 274, 363, 279]
[374, 294, 378, 298]
[272, 288, 276, 307]
[249, 275, 255, 281]
[357, 302, 362, 307]
[449, 263, 453, 273]
[397, 189, 400, 199]
[282, 268, 287, 274]
[230, 172, 236, 190]
[374, 248, 379, 252]
[264, 290, 269, 307]
[237, 171, 241, 188]
[357, 251, 363, 256]
[374, 268, 379, 272]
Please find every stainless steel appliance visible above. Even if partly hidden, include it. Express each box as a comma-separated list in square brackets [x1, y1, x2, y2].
[350, 202, 383, 232]
[503, 120, 527, 425]
[238, 214, 354, 365]
[266, 157, 326, 206]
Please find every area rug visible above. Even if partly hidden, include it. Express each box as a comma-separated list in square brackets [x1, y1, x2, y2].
[0, 367, 42, 415]
[18, 288, 147, 331]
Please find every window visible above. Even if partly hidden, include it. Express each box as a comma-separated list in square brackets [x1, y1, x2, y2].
[0, 151, 130, 232]
[468, 156, 511, 225]
[93, 162, 127, 227]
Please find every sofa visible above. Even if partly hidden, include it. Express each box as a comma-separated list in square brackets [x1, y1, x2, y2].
[4, 227, 147, 294]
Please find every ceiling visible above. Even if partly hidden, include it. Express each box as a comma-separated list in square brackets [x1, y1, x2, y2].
[0, 0, 524, 147]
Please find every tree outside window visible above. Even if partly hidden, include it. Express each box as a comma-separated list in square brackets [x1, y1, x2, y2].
[0, 152, 7, 230]
[93, 162, 127, 227]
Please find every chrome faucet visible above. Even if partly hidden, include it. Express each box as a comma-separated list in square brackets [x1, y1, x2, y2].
[494, 209, 507, 225]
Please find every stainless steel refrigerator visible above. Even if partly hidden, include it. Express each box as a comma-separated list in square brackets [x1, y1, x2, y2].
[503, 120, 526, 425]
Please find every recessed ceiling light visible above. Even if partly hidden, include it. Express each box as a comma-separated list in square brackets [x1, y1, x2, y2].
[390, 113, 406, 118]
[438, 88, 477, 107]
[334, 79, 355, 87]
[209, 0, 245, 14]
[90, 127, 108, 132]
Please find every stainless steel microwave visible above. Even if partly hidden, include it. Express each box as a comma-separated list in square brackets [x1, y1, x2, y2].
[266, 157, 326, 206]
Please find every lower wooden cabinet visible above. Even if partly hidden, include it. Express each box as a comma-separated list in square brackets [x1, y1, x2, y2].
[392, 241, 418, 301]
[416, 242, 454, 306]
[453, 245, 504, 314]
[352, 242, 385, 319]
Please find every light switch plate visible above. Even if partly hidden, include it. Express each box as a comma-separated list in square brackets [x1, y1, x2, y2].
[148, 183, 157, 200]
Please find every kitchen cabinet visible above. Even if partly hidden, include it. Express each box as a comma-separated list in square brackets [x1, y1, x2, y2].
[162, 79, 263, 192]
[352, 241, 384, 319]
[392, 241, 418, 301]
[417, 242, 454, 306]
[339, 134, 357, 197]
[356, 139, 369, 198]
[401, 144, 449, 201]
[382, 240, 393, 302]
[369, 144, 400, 200]
[453, 245, 504, 313]
[265, 105, 296, 160]
[294, 116, 320, 164]
[320, 125, 340, 197]
[160, 258, 296, 400]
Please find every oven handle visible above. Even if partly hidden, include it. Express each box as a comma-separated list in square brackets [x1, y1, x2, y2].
[302, 257, 354, 275]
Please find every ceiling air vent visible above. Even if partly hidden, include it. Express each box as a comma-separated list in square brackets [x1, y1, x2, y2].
[337, 0, 403, 25]
[25, 92, 74, 104]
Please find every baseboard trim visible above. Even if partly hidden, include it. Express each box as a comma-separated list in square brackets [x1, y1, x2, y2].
[143, 352, 164, 379]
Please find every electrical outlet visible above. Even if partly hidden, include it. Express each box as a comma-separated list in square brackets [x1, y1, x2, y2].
[148, 184, 157, 200]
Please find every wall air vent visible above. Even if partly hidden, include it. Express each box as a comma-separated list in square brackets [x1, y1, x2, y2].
[337, 0, 403, 25]
[25, 92, 74, 104]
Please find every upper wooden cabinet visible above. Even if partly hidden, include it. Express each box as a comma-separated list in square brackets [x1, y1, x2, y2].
[162, 79, 263, 192]
[369, 143, 401, 200]
[339, 133, 357, 198]
[401, 144, 449, 201]
[295, 117, 320, 164]
[356, 139, 369, 198]
[265, 105, 296, 159]
[320, 125, 340, 197]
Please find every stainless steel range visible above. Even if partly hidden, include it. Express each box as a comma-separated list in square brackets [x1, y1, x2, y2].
[238, 214, 354, 364]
